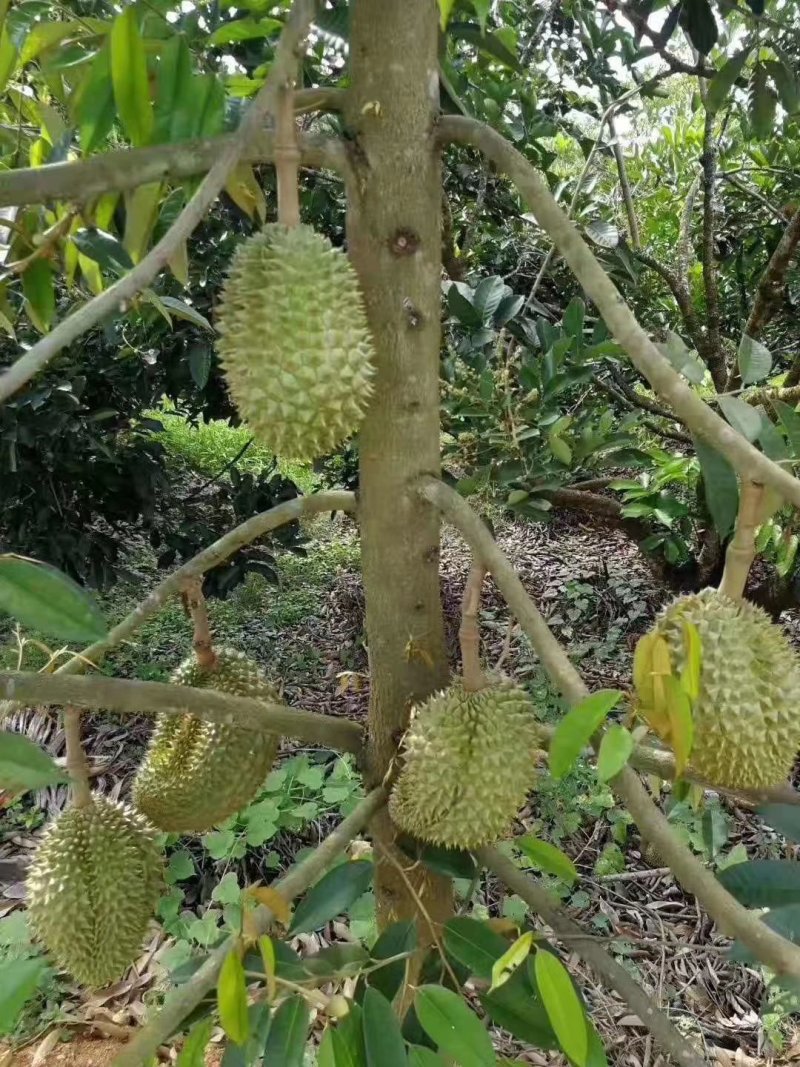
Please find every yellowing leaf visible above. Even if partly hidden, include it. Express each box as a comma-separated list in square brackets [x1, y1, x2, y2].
[650, 635, 672, 678]
[224, 164, 266, 221]
[490, 931, 533, 992]
[664, 675, 694, 778]
[217, 948, 249, 1047]
[258, 935, 276, 1002]
[123, 182, 162, 264]
[679, 621, 702, 703]
[632, 632, 657, 706]
[246, 885, 292, 927]
[168, 239, 189, 287]
[438, 0, 457, 29]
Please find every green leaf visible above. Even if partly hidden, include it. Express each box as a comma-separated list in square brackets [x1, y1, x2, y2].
[758, 414, 790, 463]
[0, 26, 16, 96]
[563, 297, 585, 342]
[0, 731, 66, 794]
[110, 6, 153, 147]
[585, 220, 619, 248]
[534, 950, 589, 1066]
[0, 555, 108, 642]
[656, 331, 706, 384]
[217, 950, 249, 1046]
[738, 335, 772, 385]
[0, 957, 45, 1035]
[548, 690, 622, 780]
[411, 842, 477, 881]
[766, 57, 799, 114]
[365, 920, 416, 1002]
[158, 296, 214, 332]
[772, 401, 800, 457]
[705, 46, 750, 113]
[758, 804, 800, 843]
[194, 73, 226, 139]
[75, 43, 115, 153]
[449, 23, 519, 69]
[71, 228, 134, 276]
[209, 16, 282, 44]
[443, 917, 509, 980]
[188, 345, 212, 389]
[717, 395, 762, 441]
[362, 988, 407, 1067]
[22, 260, 55, 334]
[408, 1049, 448, 1067]
[415, 985, 494, 1067]
[438, 0, 457, 28]
[176, 1018, 214, 1067]
[548, 433, 572, 465]
[516, 836, 578, 884]
[684, 0, 718, 54]
[290, 861, 373, 934]
[750, 63, 777, 140]
[717, 860, 800, 908]
[730, 903, 800, 963]
[693, 437, 739, 537]
[153, 34, 194, 143]
[262, 994, 309, 1066]
[480, 967, 557, 1050]
[596, 724, 634, 782]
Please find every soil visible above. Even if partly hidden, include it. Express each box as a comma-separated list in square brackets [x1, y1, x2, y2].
[0, 1035, 224, 1066]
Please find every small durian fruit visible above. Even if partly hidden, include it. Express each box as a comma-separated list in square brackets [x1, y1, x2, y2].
[132, 648, 280, 834]
[26, 796, 162, 988]
[215, 224, 374, 461]
[388, 680, 541, 850]
[651, 588, 800, 789]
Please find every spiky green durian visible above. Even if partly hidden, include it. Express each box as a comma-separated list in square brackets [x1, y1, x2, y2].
[651, 588, 800, 789]
[26, 796, 162, 988]
[388, 680, 541, 850]
[132, 648, 280, 834]
[215, 224, 374, 461]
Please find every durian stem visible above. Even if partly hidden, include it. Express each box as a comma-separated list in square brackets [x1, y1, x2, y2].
[183, 577, 217, 671]
[64, 706, 92, 809]
[276, 77, 301, 228]
[718, 478, 766, 602]
[113, 786, 387, 1067]
[421, 476, 800, 981]
[50, 492, 355, 681]
[459, 562, 488, 692]
[479, 846, 705, 1067]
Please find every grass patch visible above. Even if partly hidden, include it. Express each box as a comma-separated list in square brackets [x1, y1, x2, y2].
[144, 400, 318, 494]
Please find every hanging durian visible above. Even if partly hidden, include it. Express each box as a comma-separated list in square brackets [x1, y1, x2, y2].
[389, 679, 541, 850]
[26, 796, 162, 988]
[215, 223, 374, 461]
[645, 588, 800, 789]
[132, 648, 280, 833]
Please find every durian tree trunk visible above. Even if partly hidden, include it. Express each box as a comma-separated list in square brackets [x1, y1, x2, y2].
[345, 0, 454, 939]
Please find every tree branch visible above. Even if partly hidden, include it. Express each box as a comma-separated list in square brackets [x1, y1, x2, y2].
[437, 115, 800, 513]
[0, 671, 364, 756]
[744, 209, 800, 341]
[634, 250, 703, 351]
[183, 578, 217, 670]
[607, 0, 717, 77]
[699, 107, 725, 389]
[0, 0, 322, 404]
[478, 845, 705, 1067]
[112, 786, 387, 1067]
[677, 174, 702, 287]
[56, 491, 355, 679]
[607, 112, 640, 250]
[420, 475, 800, 979]
[63, 706, 91, 808]
[0, 90, 344, 210]
[719, 479, 765, 600]
[459, 562, 487, 691]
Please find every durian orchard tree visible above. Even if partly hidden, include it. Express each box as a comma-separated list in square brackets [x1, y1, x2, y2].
[5, 1, 800, 1064]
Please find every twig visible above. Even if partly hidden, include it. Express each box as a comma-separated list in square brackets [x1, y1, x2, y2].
[0, 212, 76, 281]
[633, 250, 703, 352]
[0, 0, 322, 404]
[436, 115, 800, 513]
[743, 209, 800, 342]
[112, 786, 387, 1067]
[185, 437, 255, 501]
[459, 562, 487, 691]
[607, 111, 640, 249]
[479, 845, 705, 1067]
[719, 479, 765, 600]
[677, 174, 702, 287]
[0, 671, 364, 757]
[420, 475, 800, 979]
[63, 706, 91, 808]
[182, 577, 217, 670]
[53, 491, 354, 679]
[275, 76, 301, 228]
[607, 0, 716, 78]
[699, 105, 725, 389]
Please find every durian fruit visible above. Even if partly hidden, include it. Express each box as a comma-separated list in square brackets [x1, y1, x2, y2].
[215, 224, 374, 461]
[132, 648, 280, 833]
[388, 680, 541, 850]
[26, 796, 162, 988]
[649, 588, 800, 789]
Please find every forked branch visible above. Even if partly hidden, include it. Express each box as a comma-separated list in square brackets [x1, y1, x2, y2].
[437, 115, 800, 513]
[420, 475, 800, 979]
[479, 845, 705, 1067]
[113, 786, 387, 1067]
[0, 671, 364, 756]
[0, 0, 322, 404]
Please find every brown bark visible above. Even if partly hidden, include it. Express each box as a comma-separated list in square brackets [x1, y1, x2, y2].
[345, 0, 453, 936]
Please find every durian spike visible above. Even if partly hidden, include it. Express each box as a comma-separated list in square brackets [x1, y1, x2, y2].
[63, 705, 91, 808]
[459, 561, 488, 692]
[718, 478, 765, 601]
[182, 577, 217, 671]
[275, 73, 300, 228]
